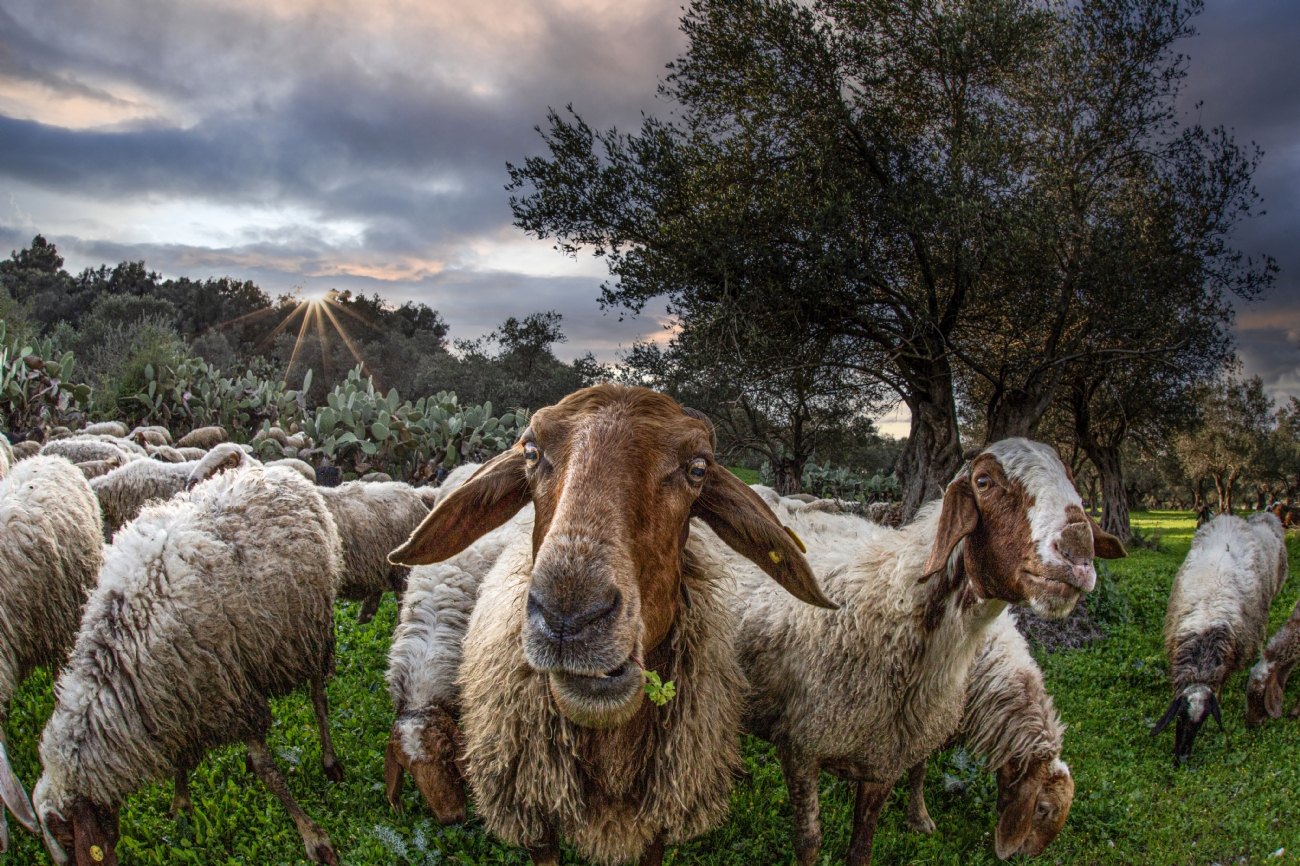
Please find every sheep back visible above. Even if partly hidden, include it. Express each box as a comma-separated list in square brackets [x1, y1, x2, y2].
[458, 531, 744, 865]
[0, 456, 103, 707]
[320, 481, 430, 602]
[1164, 513, 1286, 689]
[36, 466, 342, 813]
[91, 459, 198, 536]
[175, 426, 227, 450]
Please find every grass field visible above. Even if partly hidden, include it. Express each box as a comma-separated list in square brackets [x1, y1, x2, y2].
[5, 511, 1299, 864]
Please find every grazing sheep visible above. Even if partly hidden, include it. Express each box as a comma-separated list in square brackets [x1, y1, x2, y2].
[268, 458, 317, 484]
[91, 443, 255, 537]
[47, 427, 73, 441]
[11, 441, 40, 461]
[41, 439, 133, 466]
[176, 447, 207, 461]
[1248, 589, 1300, 726]
[725, 439, 1124, 865]
[361, 471, 392, 483]
[904, 610, 1072, 859]
[315, 465, 342, 488]
[175, 426, 227, 449]
[33, 465, 346, 866]
[128, 425, 172, 447]
[0, 456, 103, 851]
[319, 481, 432, 624]
[389, 385, 832, 866]
[1156, 512, 1286, 762]
[82, 422, 127, 438]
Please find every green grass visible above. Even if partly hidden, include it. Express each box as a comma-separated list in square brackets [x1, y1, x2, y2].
[6, 511, 1299, 864]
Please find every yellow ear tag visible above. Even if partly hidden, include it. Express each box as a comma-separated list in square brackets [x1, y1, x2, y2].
[769, 550, 782, 564]
[90, 846, 105, 862]
[786, 528, 807, 553]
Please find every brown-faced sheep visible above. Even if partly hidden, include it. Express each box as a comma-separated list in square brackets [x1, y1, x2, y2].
[0, 456, 103, 852]
[1155, 512, 1286, 763]
[904, 609, 1072, 859]
[724, 439, 1123, 865]
[175, 426, 227, 449]
[388, 385, 833, 866]
[33, 465, 346, 866]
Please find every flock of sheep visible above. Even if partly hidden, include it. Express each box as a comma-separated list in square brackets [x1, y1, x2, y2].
[0, 383, 1294, 866]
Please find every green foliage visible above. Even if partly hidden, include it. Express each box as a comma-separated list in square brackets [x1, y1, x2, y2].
[132, 355, 303, 437]
[643, 670, 676, 706]
[293, 366, 524, 482]
[798, 462, 901, 504]
[0, 321, 90, 434]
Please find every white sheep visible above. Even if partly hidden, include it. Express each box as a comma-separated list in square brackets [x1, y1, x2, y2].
[175, 426, 227, 449]
[91, 443, 255, 537]
[81, 422, 127, 438]
[0, 456, 103, 852]
[319, 481, 435, 624]
[723, 439, 1124, 865]
[41, 439, 134, 466]
[1155, 512, 1286, 763]
[904, 609, 1073, 859]
[33, 464, 346, 866]
[388, 386, 832, 866]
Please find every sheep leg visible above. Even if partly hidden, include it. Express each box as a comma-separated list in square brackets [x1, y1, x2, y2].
[777, 746, 822, 866]
[169, 764, 194, 818]
[525, 823, 561, 866]
[245, 737, 339, 866]
[358, 592, 382, 624]
[905, 760, 935, 834]
[846, 780, 891, 866]
[638, 832, 666, 866]
[310, 677, 345, 782]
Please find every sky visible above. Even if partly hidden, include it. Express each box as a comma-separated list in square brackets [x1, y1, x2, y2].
[0, 0, 1296, 439]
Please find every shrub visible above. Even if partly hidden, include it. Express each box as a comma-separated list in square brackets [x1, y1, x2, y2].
[0, 321, 90, 437]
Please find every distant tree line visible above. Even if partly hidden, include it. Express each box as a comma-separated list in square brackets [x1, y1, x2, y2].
[508, 0, 1277, 539]
[0, 235, 597, 420]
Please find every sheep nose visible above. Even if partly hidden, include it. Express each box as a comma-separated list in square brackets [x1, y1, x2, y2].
[527, 588, 622, 645]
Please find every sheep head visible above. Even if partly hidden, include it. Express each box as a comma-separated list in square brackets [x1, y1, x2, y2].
[923, 439, 1126, 621]
[36, 794, 119, 866]
[1151, 684, 1223, 765]
[391, 384, 832, 729]
[185, 443, 254, 491]
[993, 757, 1073, 859]
[1246, 657, 1290, 727]
[384, 707, 466, 824]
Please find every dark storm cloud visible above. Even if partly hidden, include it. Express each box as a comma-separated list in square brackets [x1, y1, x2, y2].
[1182, 0, 1300, 401]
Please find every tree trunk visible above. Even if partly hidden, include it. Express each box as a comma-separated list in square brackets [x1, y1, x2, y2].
[894, 359, 963, 523]
[773, 455, 804, 496]
[1212, 473, 1227, 514]
[1089, 445, 1130, 544]
[984, 384, 1057, 443]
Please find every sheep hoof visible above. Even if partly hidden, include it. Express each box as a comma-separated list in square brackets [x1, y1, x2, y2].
[906, 814, 936, 835]
[323, 761, 345, 783]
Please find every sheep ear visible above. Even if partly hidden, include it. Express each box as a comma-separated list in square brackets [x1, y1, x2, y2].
[993, 762, 1040, 860]
[71, 799, 117, 866]
[1265, 672, 1285, 720]
[921, 475, 978, 581]
[1087, 514, 1126, 559]
[0, 741, 35, 835]
[389, 449, 530, 566]
[692, 465, 836, 609]
[384, 730, 407, 811]
[1151, 695, 1184, 736]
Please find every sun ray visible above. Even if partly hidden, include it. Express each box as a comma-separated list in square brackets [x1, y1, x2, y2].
[253, 301, 308, 355]
[319, 300, 370, 378]
[313, 302, 330, 381]
[190, 304, 281, 338]
[324, 296, 378, 330]
[284, 302, 316, 380]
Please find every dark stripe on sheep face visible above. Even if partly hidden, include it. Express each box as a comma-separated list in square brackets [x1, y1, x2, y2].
[391, 383, 832, 729]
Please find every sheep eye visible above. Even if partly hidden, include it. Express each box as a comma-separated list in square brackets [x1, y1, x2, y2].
[523, 441, 541, 465]
[688, 458, 708, 481]
[975, 475, 992, 492]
